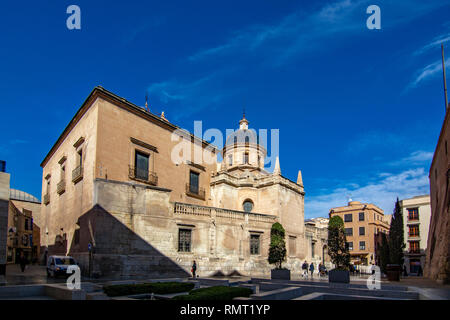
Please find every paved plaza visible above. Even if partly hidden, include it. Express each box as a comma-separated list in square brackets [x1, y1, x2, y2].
[1, 264, 449, 300]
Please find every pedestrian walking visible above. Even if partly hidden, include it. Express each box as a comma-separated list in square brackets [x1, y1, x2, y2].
[301, 261, 308, 279]
[191, 260, 197, 278]
[417, 265, 423, 277]
[309, 262, 315, 278]
[19, 251, 27, 273]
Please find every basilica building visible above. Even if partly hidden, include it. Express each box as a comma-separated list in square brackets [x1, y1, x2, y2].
[39, 86, 328, 278]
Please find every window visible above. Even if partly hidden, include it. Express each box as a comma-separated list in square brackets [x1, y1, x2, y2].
[135, 151, 149, 180]
[243, 200, 253, 212]
[24, 219, 29, 231]
[60, 163, 65, 180]
[228, 155, 233, 166]
[311, 241, 316, 257]
[77, 149, 83, 167]
[245, 136, 250, 144]
[345, 228, 353, 236]
[360, 241, 366, 250]
[243, 152, 249, 164]
[344, 214, 353, 222]
[359, 227, 365, 236]
[408, 208, 419, 221]
[359, 212, 365, 221]
[250, 234, 260, 255]
[409, 241, 420, 253]
[409, 225, 420, 237]
[178, 229, 192, 252]
[346, 242, 353, 251]
[189, 171, 200, 194]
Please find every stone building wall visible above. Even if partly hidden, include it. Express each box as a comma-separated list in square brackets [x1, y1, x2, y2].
[0, 172, 10, 283]
[426, 106, 450, 284]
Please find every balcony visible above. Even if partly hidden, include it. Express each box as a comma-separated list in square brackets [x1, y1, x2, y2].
[408, 215, 419, 222]
[128, 165, 158, 186]
[57, 180, 66, 195]
[72, 165, 83, 184]
[185, 183, 206, 200]
[43, 193, 50, 205]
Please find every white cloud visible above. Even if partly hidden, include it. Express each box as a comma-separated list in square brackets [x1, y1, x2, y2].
[409, 58, 450, 88]
[413, 33, 450, 56]
[188, 0, 448, 66]
[147, 70, 238, 120]
[305, 167, 430, 218]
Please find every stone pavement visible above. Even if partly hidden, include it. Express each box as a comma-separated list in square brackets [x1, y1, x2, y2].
[4, 264, 68, 286]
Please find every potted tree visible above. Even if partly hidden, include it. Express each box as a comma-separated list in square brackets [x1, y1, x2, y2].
[386, 199, 405, 282]
[268, 222, 289, 280]
[327, 216, 351, 283]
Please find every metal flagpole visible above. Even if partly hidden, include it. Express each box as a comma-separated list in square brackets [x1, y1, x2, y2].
[442, 44, 448, 111]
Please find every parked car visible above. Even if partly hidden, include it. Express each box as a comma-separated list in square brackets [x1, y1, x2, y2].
[46, 255, 78, 278]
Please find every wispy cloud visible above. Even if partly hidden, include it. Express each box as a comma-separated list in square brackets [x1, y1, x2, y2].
[188, 0, 448, 66]
[147, 69, 239, 120]
[388, 150, 433, 167]
[413, 32, 450, 56]
[305, 167, 430, 218]
[408, 57, 450, 89]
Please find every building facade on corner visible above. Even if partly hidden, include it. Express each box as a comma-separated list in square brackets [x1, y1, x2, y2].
[329, 201, 390, 267]
[399, 195, 431, 275]
[7, 189, 42, 265]
[40, 86, 328, 278]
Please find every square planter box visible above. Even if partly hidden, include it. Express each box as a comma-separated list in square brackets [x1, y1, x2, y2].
[328, 269, 350, 283]
[271, 269, 291, 280]
[386, 264, 401, 282]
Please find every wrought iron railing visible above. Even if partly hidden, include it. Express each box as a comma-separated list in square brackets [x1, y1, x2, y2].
[128, 165, 158, 185]
[57, 180, 66, 194]
[72, 165, 83, 183]
[43, 193, 50, 205]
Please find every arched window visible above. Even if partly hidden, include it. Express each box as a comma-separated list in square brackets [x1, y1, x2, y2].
[243, 199, 254, 212]
[245, 136, 250, 144]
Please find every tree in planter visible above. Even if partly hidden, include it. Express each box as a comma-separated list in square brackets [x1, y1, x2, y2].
[388, 198, 405, 266]
[379, 232, 390, 274]
[268, 222, 287, 269]
[327, 216, 350, 270]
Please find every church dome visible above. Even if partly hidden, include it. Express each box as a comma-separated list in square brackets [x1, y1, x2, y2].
[224, 115, 258, 147]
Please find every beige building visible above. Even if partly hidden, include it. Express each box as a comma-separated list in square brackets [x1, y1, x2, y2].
[39, 86, 316, 278]
[399, 195, 430, 275]
[7, 189, 41, 265]
[329, 201, 390, 266]
[0, 168, 9, 284]
[304, 218, 330, 267]
[426, 102, 450, 284]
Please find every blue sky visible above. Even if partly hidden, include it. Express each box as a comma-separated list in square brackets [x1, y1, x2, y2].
[1, 0, 450, 218]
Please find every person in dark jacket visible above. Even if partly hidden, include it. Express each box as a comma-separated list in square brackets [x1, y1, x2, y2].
[309, 263, 315, 278]
[302, 261, 308, 279]
[19, 251, 27, 273]
[403, 265, 408, 277]
[417, 265, 423, 277]
[191, 260, 197, 278]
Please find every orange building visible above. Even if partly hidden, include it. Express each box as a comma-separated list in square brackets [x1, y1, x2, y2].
[329, 201, 390, 266]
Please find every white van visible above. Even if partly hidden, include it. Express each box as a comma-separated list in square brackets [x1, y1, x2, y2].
[46, 255, 78, 278]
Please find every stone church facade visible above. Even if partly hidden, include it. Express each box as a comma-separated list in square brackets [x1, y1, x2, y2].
[39, 86, 327, 278]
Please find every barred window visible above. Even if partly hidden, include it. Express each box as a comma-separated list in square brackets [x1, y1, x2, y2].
[345, 228, 353, 236]
[344, 214, 353, 222]
[250, 234, 260, 255]
[178, 229, 192, 252]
